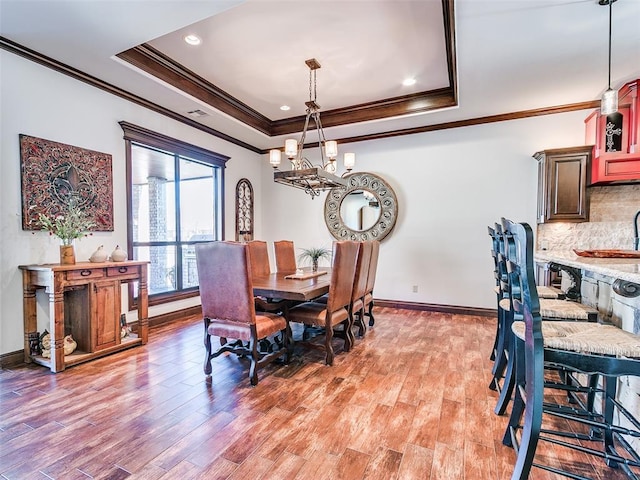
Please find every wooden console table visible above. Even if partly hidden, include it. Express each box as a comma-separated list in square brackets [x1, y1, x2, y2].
[19, 260, 149, 373]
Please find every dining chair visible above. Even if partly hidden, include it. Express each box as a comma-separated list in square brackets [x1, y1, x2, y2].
[195, 241, 291, 386]
[363, 240, 380, 327]
[247, 240, 286, 313]
[247, 240, 271, 277]
[285, 241, 359, 365]
[274, 240, 297, 273]
[489, 221, 598, 416]
[500, 218, 640, 480]
[350, 241, 373, 337]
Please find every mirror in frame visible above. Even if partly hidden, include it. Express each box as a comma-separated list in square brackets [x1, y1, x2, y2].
[324, 172, 398, 242]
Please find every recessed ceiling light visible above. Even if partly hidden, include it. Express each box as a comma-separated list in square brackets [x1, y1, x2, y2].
[184, 34, 201, 46]
[402, 78, 417, 86]
[280, 105, 291, 111]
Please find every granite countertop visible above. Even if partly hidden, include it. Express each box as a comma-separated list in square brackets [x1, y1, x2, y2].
[535, 250, 640, 284]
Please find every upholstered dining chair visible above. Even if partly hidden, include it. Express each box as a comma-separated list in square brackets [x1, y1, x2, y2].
[285, 241, 360, 365]
[363, 240, 380, 327]
[501, 218, 640, 480]
[247, 240, 286, 313]
[350, 241, 373, 337]
[195, 241, 291, 386]
[247, 240, 271, 278]
[274, 240, 297, 273]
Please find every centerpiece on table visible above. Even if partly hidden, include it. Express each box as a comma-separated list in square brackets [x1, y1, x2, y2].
[298, 246, 331, 272]
[33, 200, 95, 265]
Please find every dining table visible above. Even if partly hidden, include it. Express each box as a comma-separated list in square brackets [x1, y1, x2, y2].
[252, 267, 330, 302]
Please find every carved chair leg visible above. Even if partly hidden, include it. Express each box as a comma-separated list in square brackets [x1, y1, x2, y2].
[249, 337, 259, 386]
[357, 306, 367, 337]
[203, 319, 213, 375]
[325, 325, 335, 366]
[283, 326, 292, 364]
[344, 316, 354, 352]
[367, 301, 375, 327]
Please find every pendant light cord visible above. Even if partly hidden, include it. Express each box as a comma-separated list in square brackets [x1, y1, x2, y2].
[607, 0, 613, 89]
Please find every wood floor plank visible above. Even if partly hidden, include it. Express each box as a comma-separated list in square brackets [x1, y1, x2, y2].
[396, 443, 434, 480]
[361, 447, 403, 480]
[430, 441, 464, 480]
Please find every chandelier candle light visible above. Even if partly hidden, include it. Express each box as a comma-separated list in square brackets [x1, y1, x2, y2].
[270, 58, 355, 198]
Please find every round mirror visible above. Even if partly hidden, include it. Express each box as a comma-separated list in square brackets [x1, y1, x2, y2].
[339, 190, 381, 231]
[324, 172, 398, 242]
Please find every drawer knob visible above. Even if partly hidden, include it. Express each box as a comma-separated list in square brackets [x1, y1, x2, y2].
[118, 267, 128, 273]
[80, 269, 92, 277]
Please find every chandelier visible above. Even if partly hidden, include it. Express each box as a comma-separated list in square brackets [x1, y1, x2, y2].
[270, 58, 355, 198]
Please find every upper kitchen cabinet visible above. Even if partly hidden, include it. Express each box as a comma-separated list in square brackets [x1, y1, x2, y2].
[535, 146, 592, 224]
[585, 78, 640, 185]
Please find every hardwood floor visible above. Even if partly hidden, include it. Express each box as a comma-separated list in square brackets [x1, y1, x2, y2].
[0, 308, 633, 479]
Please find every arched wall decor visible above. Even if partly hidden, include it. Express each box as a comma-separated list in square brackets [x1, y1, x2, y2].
[324, 172, 398, 242]
[235, 178, 254, 242]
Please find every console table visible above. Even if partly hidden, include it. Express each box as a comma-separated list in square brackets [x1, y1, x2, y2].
[19, 260, 149, 373]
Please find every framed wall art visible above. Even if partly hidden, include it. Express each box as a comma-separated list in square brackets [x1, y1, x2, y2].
[20, 134, 114, 231]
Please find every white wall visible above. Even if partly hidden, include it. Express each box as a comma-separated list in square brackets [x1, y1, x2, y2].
[0, 51, 263, 355]
[260, 111, 590, 309]
[1, 47, 593, 356]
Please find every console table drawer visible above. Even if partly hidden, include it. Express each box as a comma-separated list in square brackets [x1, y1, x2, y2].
[67, 268, 104, 281]
[107, 265, 140, 279]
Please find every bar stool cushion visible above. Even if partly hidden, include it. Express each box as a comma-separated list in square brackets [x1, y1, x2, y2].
[498, 298, 597, 321]
[512, 321, 640, 359]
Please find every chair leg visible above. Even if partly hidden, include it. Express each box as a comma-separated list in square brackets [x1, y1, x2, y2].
[503, 336, 544, 480]
[204, 319, 213, 375]
[494, 337, 516, 415]
[283, 326, 292, 364]
[357, 305, 367, 337]
[325, 325, 335, 366]
[491, 308, 508, 374]
[367, 300, 375, 327]
[344, 314, 355, 352]
[249, 337, 259, 386]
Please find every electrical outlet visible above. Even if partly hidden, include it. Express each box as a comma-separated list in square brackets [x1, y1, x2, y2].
[412, 285, 418, 293]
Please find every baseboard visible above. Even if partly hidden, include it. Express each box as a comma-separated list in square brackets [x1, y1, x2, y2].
[2, 302, 494, 367]
[375, 299, 496, 317]
[0, 350, 25, 368]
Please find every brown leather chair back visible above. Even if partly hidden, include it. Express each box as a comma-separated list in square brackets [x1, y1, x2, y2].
[352, 241, 373, 303]
[326, 241, 359, 312]
[274, 240, 297, 273]
[195, 241, 256, 325]
[365, 240, 380, 295]
[247, 240, 271, 278]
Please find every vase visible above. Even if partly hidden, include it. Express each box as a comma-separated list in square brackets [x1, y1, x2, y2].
[312, 259, 319, 272]
[110, 245, 127, 262]
[60, 244, 76, 265]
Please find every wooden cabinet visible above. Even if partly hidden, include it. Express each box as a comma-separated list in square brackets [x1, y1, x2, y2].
[585, 79, 640, 185]
[534, 146, 592, 223]
[20, 261, 149, 373]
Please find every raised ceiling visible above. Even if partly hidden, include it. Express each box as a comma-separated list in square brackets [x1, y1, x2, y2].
[1, 0, 639, 153]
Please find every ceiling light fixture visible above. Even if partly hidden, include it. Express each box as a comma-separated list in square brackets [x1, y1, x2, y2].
[600, 0, 618, 115]
[270, 58, 355, 198]
[402, 78, 416, 86]
[280, 105, 290, 111]
[184, 34, 201, 46]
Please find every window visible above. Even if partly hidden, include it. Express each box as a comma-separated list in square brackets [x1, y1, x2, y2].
[120, 122, 228, 306]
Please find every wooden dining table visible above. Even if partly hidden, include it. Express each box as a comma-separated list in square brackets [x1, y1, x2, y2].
[252, 267, 330, 302]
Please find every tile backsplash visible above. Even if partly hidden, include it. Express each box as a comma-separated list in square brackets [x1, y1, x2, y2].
[537, 184, 640, 250]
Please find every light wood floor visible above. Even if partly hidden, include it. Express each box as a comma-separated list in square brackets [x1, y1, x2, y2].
[0, 308, 632, 479]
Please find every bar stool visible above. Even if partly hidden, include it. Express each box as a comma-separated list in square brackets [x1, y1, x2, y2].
[501, 218, 640, 480]
[489, 222, 598, 416]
